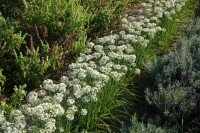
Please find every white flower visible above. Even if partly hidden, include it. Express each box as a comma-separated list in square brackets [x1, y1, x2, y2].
[125, 55, 136, 63]
[0, 111, 6, 124]
[67, 98, 75, 105]
[128, 16, 135, 21]
[27, 91, 38, 105]
[57, 83, 66, 94]
[121, 65, 128, 72]
[87, 68, 100, 79]
[107, 45, 117, 51]
[99, 56, 110, 65]
[113, 64, 121, 70]
[69, 105, 78, 112]
[37, 90, 46, 97]
[82, 85, 91, 94]
[53, 93, 63, 103]
[88, 61, 97, 69]
[88, 42, 95, 48]
[50, 104, 64, 117]
[100, 74, 109, 82]
[78, 71, 87, 80]
[121, 18, 128, 24]
[81, 109, 88, 116]
[135, 68, 141, 75]
[90, 94, 98, 102]
[164, 11, 170, 17]
[92, 52, 101, 59]
[42, 96, 52, 103]
[110, 71, 120, 81]
[66, 113, 74, 121]
[60, 76, 69, 83]
[119, 31, 126, 37]
[82, 96, 90, 103]
[59, 127, 64, 133]
[45, 118, 56, 132]
[77, 57, 84, 63]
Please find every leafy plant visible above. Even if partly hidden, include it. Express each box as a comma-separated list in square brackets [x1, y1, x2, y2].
[0, 12, 63, 92]
[10, 84, 26, 108]
[0, 69, 6, 92]
[22, 0, 89, 42]
[82, 0, 133, 34]
[128, 114, 178, 133]
[145, 18, 200, 131]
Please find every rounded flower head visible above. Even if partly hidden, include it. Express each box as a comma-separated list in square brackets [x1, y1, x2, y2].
[81, 109, 88, 116]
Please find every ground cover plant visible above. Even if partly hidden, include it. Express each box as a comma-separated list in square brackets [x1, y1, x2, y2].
[0, 0, 199, 132]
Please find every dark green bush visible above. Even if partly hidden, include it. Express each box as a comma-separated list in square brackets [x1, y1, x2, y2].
[23, 0, 89, 35]
[81, 0, 135, 34]
[145, 18, 200, 131]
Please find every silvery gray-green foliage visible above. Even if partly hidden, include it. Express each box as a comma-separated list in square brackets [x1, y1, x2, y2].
[128, 115, 178, 133]
[145, 18, 200, 125]
[187, 17, 200, 36]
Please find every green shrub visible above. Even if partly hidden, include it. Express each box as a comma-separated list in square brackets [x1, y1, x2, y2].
[127, 115, 178, 133]
[0, 0, 25, 17]
[145, 18, 200, 131]
[10, 84, 26, 108]
[0, 12, 63, 91]
[22, 0, 89, 41]
[13, 42, 62, 88]
[187, 16, 200, 36]
[81, 0, 133, 34]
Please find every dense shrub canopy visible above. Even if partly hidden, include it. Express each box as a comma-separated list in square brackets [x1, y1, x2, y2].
[145, 17, 200, 131]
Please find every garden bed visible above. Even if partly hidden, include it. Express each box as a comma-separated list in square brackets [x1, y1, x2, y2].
[0, 0, 199, 132]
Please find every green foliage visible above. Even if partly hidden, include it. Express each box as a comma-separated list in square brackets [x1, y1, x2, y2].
[187, 16, 200, 36]
[128, 115, 177, 133]
[146, 83, 198, 121]
[0, 13, 26, 57]
[10, 84, 26, 108]
[0, 102, 12, 116]
[14, 41, 63, 88]
[0, 70, 6, 91]
[0, 12, 63, 91]
[81, 0, 132, 34]
[0, 0, 25, 17]
[23, 0, 89, 39]
[0, 85, 26, 116]
[145, 18, 200, 131]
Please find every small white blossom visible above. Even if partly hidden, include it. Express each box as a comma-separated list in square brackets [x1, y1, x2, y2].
[135, 68, 141, 75]
[81, 109, 88, 116]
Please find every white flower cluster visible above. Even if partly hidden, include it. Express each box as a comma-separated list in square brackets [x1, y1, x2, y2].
[0, 0, 187, 132]
[0, 110, 26, 133]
